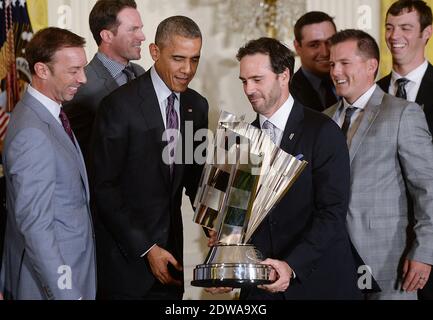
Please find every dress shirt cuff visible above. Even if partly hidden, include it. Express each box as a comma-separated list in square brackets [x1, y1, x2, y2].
[140, 244, 156, 258]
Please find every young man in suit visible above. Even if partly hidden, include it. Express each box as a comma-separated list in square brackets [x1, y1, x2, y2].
[223, 37, 360, 299]
[291, 11, 338, 112]
[1, 27, 96, 300]
[325, 29, 433, 300]
[64, 0, 146, 165]
[377, 0, 433, 134]
[92, 16, 208, 300]
[378, 0, 433, 300]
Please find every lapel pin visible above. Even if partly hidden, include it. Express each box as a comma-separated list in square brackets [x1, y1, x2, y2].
[188, 108, 193, 113]
[289, 133, 295, 140]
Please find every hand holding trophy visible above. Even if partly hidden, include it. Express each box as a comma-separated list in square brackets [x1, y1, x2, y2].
[191, 111, 307, 288]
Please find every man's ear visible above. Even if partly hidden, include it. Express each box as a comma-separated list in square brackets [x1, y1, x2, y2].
[422, 25, 432, 44]
[294, 39, 302, 55]
[34, 62, 50, 80]
[100, 29, 113, 44]
[149, 43, 160, 62]
[279, 68, 291, 86]
[367, 58, 379, 77]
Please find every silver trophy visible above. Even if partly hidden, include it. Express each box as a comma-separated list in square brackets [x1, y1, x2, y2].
[191, 111, 308, 288]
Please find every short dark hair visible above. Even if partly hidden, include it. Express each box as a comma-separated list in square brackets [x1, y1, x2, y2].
[294, 11, 337, 43]
[155, 16, 202, 48]
[26, 27, 86, 75]
[89, 0, 137, 46]
[236, 37, 295, 83]
[387, 0, 432, 32]
[329, 29, 380, 77]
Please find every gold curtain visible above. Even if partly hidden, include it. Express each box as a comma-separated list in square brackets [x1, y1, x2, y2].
[26, 0, 48, 33]
[380, 0, 433, 77]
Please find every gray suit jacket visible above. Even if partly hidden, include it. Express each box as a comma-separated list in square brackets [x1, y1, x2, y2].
[1, 92, 96, 300]
[324, 87, 433, 282]
[63, 54, 145, 164]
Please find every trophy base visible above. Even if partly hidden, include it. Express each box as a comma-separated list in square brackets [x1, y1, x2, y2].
[191, 263, 274, 288]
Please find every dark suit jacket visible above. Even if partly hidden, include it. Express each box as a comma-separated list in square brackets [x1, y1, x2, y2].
[290, 69, 333, 112]
[242, 101, 361, 300]
[92, 70, 208, 298]
[377, 63, 433, 134]
[63, 54, 145, 165]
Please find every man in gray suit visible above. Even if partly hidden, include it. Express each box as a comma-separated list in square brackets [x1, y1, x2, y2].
[0, 27, 96, 300]
[325, 29, 433, 299]
[64, 0, 146, 164]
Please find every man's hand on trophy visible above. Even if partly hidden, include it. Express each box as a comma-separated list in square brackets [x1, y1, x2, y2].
[258, 259, 292, 293]
[205, 287, 233, 295]
[147, 245, 183, 286]
[207, 229, 219, 247]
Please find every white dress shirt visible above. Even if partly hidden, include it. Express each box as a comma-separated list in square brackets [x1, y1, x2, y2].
[150, 66, 181, 129]
[141, 67, 182, 258]
[259, 95, 294, 147]
[389, 60, 428, 102]
[333, 84, 377, 130]
[27, 85, 62, 125]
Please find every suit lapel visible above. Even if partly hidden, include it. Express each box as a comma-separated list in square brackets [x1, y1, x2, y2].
[22, 93, 90, 198]
[252, 101, 304, 155]
[416, 63, 433, 108]
[348, 87, 383, 164]
[323, 103, 339, 119]
[91, 55, 119, 93]
[279, 101, 304, 155]
[377, 74, 391, 93]
[137, 72, 171, 188]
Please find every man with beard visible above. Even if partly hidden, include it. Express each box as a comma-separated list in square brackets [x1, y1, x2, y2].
[208, 37, 361, 300]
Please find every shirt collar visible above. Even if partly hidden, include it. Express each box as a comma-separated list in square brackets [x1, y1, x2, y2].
[27, 84, 62, 123]
[150, 66, 180, 103]
[341, 84, 377, 111]
[259, 95, 295, 132]
[391, 60, 428, 84]
[96, 52, 127, 79]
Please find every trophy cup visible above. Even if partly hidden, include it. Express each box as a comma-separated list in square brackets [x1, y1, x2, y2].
[191, 111, 308, 288]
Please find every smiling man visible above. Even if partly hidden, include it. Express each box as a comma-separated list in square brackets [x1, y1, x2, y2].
[230, 37, 361, 300]
[92, 16, 208, 300]
[377, 2, 433, 299]
[378, 0, 433, 134]
[1, 27, 95, 300]
[325, 29, 433, 300]
[63, 0, 146, 166]
[291, 11, 338, 111]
